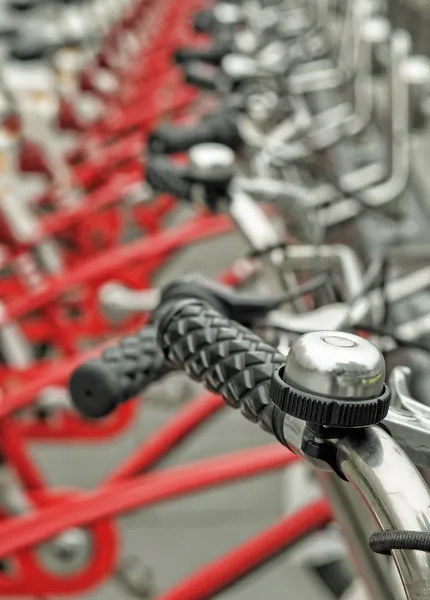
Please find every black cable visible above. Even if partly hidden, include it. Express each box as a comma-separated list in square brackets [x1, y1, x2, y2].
[276, 273, 332, 306]
[369, 531, 430, 555]
[378, 256, 391, 327]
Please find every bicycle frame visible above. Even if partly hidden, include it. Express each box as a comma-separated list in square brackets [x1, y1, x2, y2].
[2, 256, 258, 442]
[0, 213, 235, 354]
[0, 390, 327, 597]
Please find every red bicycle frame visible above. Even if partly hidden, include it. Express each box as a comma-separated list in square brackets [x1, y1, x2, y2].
[0, 389, 332, 597]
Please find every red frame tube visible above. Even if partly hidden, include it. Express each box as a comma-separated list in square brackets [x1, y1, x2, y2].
[0, 445, 298, 556]
[157, 500, 332, 600]
[105, 393, 225, 483]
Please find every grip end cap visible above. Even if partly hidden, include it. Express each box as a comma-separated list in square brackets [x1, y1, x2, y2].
[69, 361, 120, 419]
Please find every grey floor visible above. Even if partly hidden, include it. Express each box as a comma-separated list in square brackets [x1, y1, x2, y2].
[31, 228, 335, 600]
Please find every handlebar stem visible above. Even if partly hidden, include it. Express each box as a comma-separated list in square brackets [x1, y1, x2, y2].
[337, 426, 430, 600]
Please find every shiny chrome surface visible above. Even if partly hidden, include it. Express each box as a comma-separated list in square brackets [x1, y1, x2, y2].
[318, 471, 398, 600]
[213, 2, 243, 25]
[99, 284, 161, 321]
[282, 331, 385, 398]
[222, 54, 259, 80]
[189, 143, 236, 182]
[385, 367, 430, 470]
[228, 186, 281, 251]
[284, 244, 364, 301]
[359, 30, 412, 207]
[337, 427, 430, 600]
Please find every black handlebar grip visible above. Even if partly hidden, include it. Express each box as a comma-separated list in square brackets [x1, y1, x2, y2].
[146, 156, 193, 200]
[148, 123, 213, 155]
[183, 62, 219, 91]
[148, 112, 241, 154]
[193, 9, 215, 33]
[156, 299, 288, 444]
[8, 0, 39, 9]
[174, 40, 232, 66]
[9, 37, 58, 61]
[69, 326, 169, 419]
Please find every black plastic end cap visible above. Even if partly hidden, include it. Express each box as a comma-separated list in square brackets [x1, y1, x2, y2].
[69, 360, 120, 419]
[269, 366, 391, 428]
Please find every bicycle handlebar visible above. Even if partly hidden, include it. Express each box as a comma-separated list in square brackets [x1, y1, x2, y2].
[156, 298, 288, 442]
[148, 111, 241, 154]
[193, 9, 215, 33]
[145, 156, 193, 200]
[69, 325, 170, 418]
[174, 40, 232, 66]
[183, 62, 220, 91]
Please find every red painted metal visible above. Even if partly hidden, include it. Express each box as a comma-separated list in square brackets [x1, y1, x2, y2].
[157, 501, 332, 600]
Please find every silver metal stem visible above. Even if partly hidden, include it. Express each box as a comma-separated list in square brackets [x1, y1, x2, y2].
[228, 186, 281, 251]
[228, 185, 307, 310]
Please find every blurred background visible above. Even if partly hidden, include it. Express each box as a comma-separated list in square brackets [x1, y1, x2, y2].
[1, 0, 430, 599]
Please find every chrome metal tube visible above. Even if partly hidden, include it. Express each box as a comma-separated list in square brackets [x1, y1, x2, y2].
[228, 187, 307, 310]
[317, 471, 398, 600]
[284, 244, 364, 301]
[337, 426, 430, 600]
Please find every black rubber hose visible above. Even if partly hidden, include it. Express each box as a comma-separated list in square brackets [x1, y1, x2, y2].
[156, 298, 288, 444]
[369, 531, 430, 555]
[69, 326, 170, 418]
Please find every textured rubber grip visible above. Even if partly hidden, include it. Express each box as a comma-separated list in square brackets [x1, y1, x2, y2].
[148, 112, 241, 154]
[69, 326, 169, 419]
[145, 156, 192, 200]
[174, 41, 232, 66]
[156, 299, 288, 444]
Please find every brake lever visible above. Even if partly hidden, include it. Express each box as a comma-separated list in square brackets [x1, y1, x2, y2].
[385, 366, 430, 469]
[99, 284, 161, 321]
